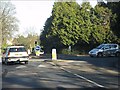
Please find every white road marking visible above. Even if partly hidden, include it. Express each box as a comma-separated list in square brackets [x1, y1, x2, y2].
[16, 65, 27, 69]
[59, 66, 105, 88]
[48, 62, 105, 87]
[38, 65, 46, 67]
[73, 73, 104, 88]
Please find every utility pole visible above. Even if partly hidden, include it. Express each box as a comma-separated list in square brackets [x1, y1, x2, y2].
[0, 18, 2, 62]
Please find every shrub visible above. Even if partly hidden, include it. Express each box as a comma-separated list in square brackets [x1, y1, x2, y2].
[61, 48, 89, 55]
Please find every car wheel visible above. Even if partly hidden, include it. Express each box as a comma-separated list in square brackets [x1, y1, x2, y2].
[97, 53, 103, 57]
[90, 55, 93, 57]
[2, 61, 5, 64]
[2, 58, 5, 64]
[25, 61, 28, 64]
[116, 52, 120, 57]
[2, 59, 5, 64]
[5, 60, 9, 65]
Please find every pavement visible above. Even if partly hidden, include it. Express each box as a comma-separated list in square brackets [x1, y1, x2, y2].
[27, 58, 119, 77]
[29, 54, 119, 70]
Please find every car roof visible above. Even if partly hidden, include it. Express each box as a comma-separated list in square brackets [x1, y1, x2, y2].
[7, 46, 25, 48]
[102, 44, 118, 45]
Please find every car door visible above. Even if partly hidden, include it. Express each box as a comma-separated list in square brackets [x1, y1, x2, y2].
[110, 45, 118, 56]
[103, 45, 111, 56]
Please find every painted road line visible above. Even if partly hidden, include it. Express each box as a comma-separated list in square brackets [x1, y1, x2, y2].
[73, 73, 104, 88]
[29, 59, 50, 62]
[29, 59, 82, 63]
[48, 62, 105, 88]
[40, 61, 105, 88]
[16, 65, 27, 69]
[38, 65, 47, 68]
[57, 59, 88, 63]
[60, 66, 105, 88]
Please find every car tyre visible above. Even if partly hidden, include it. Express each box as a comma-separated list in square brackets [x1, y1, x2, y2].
[2, 61, 5, 64]
[97, 53, 103, 57]
[25, 61, 28, 64]
[116, 52, 120, 57]
[5, 60, 9, 65]
[90, 55, 93, 57]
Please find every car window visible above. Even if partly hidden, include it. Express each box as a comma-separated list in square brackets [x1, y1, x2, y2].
[96, 44, 104, 49]
[113, 45, 117, 48]
[104, 45, 110, 49]
[9, 48, 26, 52]
[110, 45, 117, 49]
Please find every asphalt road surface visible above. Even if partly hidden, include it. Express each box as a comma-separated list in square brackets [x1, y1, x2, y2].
[2, 54, 119, 90]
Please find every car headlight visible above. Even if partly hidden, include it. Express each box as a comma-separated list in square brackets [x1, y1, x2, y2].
[89, 51, 92, 54]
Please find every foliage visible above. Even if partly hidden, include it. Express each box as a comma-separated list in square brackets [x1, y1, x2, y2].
[93, 4, 116, 43]
[40, 1, 120, 54]
[0, 1, 19, 48]
[107, 2, 120, 43]
[61, 48, 82, 55]
[13, 33, 39, 50]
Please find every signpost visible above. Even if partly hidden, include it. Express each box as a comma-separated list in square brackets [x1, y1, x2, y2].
[35, 45, 41, 56]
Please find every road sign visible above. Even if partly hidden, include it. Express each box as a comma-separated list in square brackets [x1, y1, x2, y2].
[34, 45, 41, 56]
[35, 45, 41, 51]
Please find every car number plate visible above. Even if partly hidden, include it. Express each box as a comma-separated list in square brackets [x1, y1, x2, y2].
[15, 54, 22, 56]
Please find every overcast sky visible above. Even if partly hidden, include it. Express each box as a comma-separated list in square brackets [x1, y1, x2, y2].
[11, 0, 97, 36]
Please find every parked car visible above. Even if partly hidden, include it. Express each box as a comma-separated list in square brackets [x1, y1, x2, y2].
[2, 46, 29, 64]
[89, 44, 120, 57]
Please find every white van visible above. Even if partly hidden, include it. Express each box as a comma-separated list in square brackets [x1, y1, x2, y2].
[89, 44, 120, 57]
[2, 46, 29, 64]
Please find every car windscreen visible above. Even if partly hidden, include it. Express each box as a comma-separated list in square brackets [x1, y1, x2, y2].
[96, 44, 104, 49]
[9, 48, 26, 52]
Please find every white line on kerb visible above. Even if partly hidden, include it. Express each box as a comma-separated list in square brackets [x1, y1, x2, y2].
[60, 67, 105, 88]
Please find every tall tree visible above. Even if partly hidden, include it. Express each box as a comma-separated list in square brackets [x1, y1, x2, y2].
[92, 4, 115, 44]
[13, 30, 39, 50]
[0, 1, 18, 48]
[40, 1, 119, 53]
[106, 2, 120, 43]
[41, 2, 82, 52]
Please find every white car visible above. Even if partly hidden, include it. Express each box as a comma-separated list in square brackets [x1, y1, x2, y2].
[2, 46, 29, 64]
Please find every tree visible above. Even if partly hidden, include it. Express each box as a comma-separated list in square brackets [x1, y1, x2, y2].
[40, 1, 120, 54]
[41, 2, 83, 52]
[78, 2, 117, 44]
[0, 1, 18, 48]
[51, 2, 82, 46]
[106, 2, 120, 44]
[92, 4, 114, 44]
[13, 30, 39, 50]
[94, 1, 120, 44]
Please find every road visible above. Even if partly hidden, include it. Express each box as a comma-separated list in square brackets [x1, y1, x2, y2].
[2, 54, 119, 90]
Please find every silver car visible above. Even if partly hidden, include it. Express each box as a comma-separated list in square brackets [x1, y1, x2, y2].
[89, 44, 119, 57]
